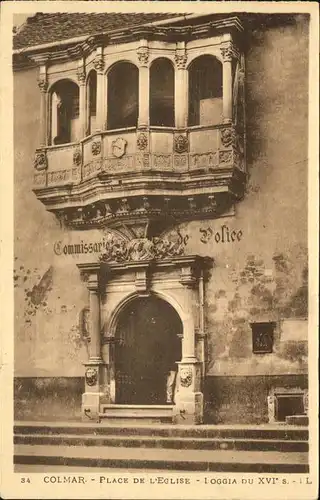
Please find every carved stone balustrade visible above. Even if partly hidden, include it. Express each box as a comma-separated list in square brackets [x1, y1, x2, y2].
[33, 123, 246, 232]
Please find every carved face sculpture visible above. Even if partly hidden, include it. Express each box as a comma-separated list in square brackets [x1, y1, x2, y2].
[85, 368, 97, 386]
[179, 366, 193, 387]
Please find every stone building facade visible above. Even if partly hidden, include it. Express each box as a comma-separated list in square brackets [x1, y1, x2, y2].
[13, 12, 309, 424]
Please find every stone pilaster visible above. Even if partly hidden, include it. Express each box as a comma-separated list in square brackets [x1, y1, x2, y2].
[77, 62, 87, 138]
[37, 67, 48, 147]
[174, 43, 188, 128]
[94, 47, 105, 132]
[137, 40, 149, 128]
[220, 41, 234, 124]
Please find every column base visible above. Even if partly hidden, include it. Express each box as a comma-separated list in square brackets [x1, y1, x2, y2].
[173, 360, 204, 425]
[173, 392, 203, 425]
[82, 392, 107, 423]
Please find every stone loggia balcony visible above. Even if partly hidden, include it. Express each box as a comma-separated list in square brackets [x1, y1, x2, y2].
[33, 123, 245, 232]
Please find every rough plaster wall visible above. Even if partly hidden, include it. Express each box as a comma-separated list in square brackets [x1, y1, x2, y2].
[14, 67, 89, 377]
[166, 18, 309, 377]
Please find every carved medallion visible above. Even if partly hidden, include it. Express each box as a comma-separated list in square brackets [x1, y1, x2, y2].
[112, 137, 127, 158]
[85, 367, 98, 386]
[174, 135, 188, 154]
[91, 141, 101, 156]
[137, 133, 148, 150]
[73, 149, 82, 166]
[34, 151, 47, 170]
[179, 366, 193, 387]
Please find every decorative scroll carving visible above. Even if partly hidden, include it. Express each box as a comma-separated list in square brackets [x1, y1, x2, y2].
[85, 367, 98, 386]
[91, 141, 101, 156]
[34, 151, 47, 170]
[37, 77, 48, 93]
[175, 50, 187, 69]
[73, 148, 82, 166]
[136, 153, 150, 169]
[174, 154, 188, 169]
[137, 133, 148, 150]
[137, 47, 149, 67]
[219, 150, 233, 165]
[47, 169, 72, 185]
[83, 159, 102, 178]
[190, 152, 217, 169]
[174, 135, 188, 154]
[153, 154, 172, 170]
[99, 232, 187, 264]
[179, 366, 193, 387]
[112, 137, 127, 158]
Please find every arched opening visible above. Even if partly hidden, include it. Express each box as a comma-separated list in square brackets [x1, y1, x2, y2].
[50, 79, 79, 145]
[107, 62, 139, 130]
[86, 70, 97, 135]
[115, 295, 182, 405]
[150, 58, 175, 127]
[188, 55, 223, 126]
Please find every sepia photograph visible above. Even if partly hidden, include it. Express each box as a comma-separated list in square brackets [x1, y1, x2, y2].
[0, 1, 318, 499]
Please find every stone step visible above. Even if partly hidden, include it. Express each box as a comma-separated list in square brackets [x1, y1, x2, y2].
[286, 415, 309, 426]
[99, 404, 173, 420]
[14, 433, 308, 452]
[14, 422, 309, 441]
[14, 444, 309, 473]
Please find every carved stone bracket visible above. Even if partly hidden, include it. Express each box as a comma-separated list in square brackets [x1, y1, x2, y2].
[220, 42, 238, 62]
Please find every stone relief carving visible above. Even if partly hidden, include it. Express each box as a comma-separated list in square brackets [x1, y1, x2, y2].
[219, 150, 233, 165]
[93, 56, 104, 73]
[73, 149, 82, 166]
[220, 127, 236, 148]
[137, 133, 148, 150]
[153, 154, 172, 170]
[179, 366, 193, 387]
[33, 172, 46, 186]
[175, 50, 187, 70]
[37, 77, 48, 93]
[91, 141, 101, 156]
[174, 135, 188, 154]
[190, 152, 217, 169]
[47, 169, 71, 185]
[112, 137, 127, 158]
[85, 367, 98, 386]
[34, 151, 47, 170]
[137, 47, 149, 67]
[99, 232, 187, 263]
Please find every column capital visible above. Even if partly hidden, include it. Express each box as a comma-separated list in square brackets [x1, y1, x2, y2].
[137, 46, 149, 67]
[37, 77, 48, 93]
[93, 56, 105, 74]
[175, 49, 187, 70]
[87, 274, 100, 292]
[220, 41, 239, 63]
[77, 67, 86, 85]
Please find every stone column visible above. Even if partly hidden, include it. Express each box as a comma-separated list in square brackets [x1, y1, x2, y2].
[173, 261, 203, 425]
[77, 64, 87, 139]
[137, 41, 149, 128]
[79, 267, 107, 422]
[94, 48, 105, 132]
[221, 42, 233, 124]
[38, 68, 48, 147]
[174, 45, 188, 128]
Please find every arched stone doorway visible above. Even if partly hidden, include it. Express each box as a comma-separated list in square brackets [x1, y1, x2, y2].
[114, 295, 182, 405]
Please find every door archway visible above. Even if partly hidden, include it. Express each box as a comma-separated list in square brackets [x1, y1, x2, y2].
[115, 295, 182, 405]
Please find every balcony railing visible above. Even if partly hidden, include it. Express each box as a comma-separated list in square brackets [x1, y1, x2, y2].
[33, 123, 245, 191]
